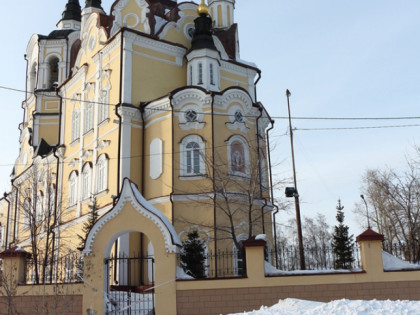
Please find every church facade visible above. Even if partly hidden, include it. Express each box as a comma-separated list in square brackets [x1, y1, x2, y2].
[0, 0, 275, 285]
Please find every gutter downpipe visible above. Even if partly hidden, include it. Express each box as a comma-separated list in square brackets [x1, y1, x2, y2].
[3, 193, 11, 249]
[115, 29, 126, 196]
[210, 92, 218, 277]
[266, 119, 279, 268]
[11, 180, 19, 246]
[255, 104, 267, 235]
[168, 94, 175, 226]
[51, 87, 64, 280]
[253, 70, 261, 103]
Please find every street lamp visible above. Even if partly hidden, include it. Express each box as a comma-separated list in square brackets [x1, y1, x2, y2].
[360, 194, 371, 229]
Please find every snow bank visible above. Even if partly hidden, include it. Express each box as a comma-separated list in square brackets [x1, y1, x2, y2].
[228, 298, 420, 315]
[264, 261, 361, 276]
[382, 251, 420, 271]
[176, 266, 194, 280]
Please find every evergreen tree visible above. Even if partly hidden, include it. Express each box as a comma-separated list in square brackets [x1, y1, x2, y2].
[180, 230, 206, 278]
[332, 199, 354, 269]
[78, 197, 99, 249]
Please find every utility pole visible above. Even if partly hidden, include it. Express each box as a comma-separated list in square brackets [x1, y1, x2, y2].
[286, 89, 306, 270]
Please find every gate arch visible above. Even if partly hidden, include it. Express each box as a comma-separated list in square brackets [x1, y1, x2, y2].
[82, 179, 181, 315]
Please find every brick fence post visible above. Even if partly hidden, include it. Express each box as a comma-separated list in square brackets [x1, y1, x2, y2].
[243, 237, 266, 282]
[0, 247, 31, 285]
[356, 229, 384, 278]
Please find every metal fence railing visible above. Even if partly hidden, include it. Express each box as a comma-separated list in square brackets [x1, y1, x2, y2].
[177, 249, 246, 279]
[24, 252, 84, 285]
[270, 244, 361, 271]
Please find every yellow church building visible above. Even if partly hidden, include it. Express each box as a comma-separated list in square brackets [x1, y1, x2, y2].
[0, 0, 276, 312]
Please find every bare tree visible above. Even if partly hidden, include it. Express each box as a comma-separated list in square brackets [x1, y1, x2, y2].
[0, 261, 19, 315]
[14, 163, 58, 284]
[355, 162, 420, 262]
[177, 148, 281, 252]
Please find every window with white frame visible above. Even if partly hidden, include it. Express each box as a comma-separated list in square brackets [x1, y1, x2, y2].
[227, 135, 250, 177]
[210, 63, 215, 85]
[69, 171, 78, 206]
[71, 109, 80, 142]
[23, 197, 32, 229]
[84, 102, 94, 133]
[81, 163, 92, 200]
[180, 135, 205, 177]
[98, 90, 109, 124]
[96, 154, 108, 193]
[36, 191, 43, 223]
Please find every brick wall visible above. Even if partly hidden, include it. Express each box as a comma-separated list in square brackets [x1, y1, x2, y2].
[0, 295, 83, 315]
[177, 281, 420, 315]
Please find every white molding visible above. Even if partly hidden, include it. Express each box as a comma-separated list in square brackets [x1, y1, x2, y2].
[111, 0, 151, 36]
[83, 179, 181, 256]
[150, 138, 163, 180]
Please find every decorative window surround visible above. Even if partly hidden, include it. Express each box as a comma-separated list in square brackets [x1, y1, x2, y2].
[178, 104, 206, 131]
[226, 106, 250, 133]
[68, 171, 78, 207]
[227, 135, 250, 178]
[96, 154, 109, 193]
[180, 135, 206, 178]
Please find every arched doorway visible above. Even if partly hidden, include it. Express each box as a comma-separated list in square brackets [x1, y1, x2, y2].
[82, 179, 181, 315]
[104, 231, 155, 314]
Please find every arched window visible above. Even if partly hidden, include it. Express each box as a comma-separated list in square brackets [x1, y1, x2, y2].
[96, 154, 108, 193]
[23, 197, 32, 229]
[36, 191, 44, 223]
[81, 163, 92, 200]
[227, 135, 249, 177]
[180, 135, 206, 177]
[47, 56, 60, 89]
[71, 109, 80, 142]
[69, 171, 78, 206]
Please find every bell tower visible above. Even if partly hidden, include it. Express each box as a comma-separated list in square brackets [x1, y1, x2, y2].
[57, 0, 82, 30]
[208, 0, 235, 29]
[186, 1, 221, 92]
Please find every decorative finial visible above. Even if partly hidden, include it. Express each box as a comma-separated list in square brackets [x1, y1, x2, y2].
[197, 0, 210, 17]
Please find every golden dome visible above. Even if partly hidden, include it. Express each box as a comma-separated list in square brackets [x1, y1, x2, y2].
[197, 0, 209, 16]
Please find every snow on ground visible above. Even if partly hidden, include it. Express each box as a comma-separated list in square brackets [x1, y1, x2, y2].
[264, 261, 362, 276]
[228, 298, 420, 315]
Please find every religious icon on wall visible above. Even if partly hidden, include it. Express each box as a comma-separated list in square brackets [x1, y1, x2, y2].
[231, 141, 245, 173]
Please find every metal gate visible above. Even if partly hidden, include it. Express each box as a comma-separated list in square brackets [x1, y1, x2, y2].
[105, 255, 155, 314]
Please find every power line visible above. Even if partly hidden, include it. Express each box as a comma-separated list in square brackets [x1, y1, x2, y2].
[0, 132, 289, 167]
[295, 124, 420, 131]
[2, 84, 420, 122]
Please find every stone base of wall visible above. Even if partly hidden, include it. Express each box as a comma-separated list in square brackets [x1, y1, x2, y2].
[0, 295, 83, 315]
[177, 281, 420, 315]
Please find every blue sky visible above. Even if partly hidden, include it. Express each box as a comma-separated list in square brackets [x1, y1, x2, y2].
[1, 1, 420, 236]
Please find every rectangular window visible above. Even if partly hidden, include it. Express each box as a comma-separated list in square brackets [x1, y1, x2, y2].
[210, 64, 214, 85]
[193, 149, 200, 173]
[198, 63, 203, 85]
[187, 151, 192, 174]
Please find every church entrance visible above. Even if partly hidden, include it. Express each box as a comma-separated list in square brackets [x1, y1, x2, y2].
[104, 232, 155, 315]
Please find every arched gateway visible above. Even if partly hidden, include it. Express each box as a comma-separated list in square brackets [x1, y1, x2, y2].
[82, 179, 181, 315]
